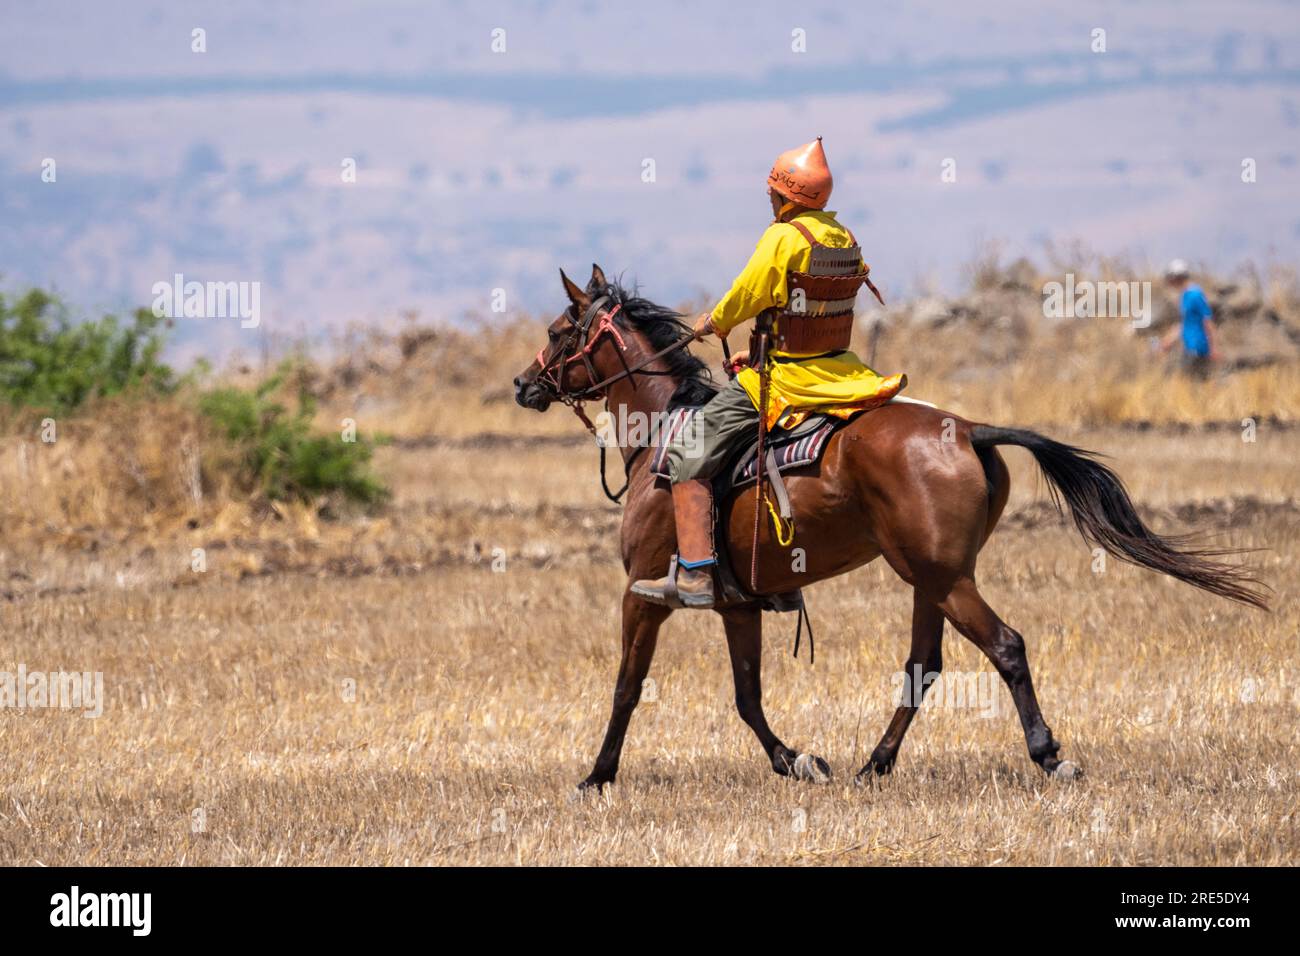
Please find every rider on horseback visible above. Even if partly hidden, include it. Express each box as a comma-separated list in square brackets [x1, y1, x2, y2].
[632, 137, 905, 609]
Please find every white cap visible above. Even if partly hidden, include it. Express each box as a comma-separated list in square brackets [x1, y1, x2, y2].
[1165, 258, 1190, 279]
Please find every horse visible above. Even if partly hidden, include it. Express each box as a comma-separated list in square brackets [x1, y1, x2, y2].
[512, 264, 1269, 791]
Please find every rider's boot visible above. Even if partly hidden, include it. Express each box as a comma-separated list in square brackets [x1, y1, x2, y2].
[631, 479, 716, 608]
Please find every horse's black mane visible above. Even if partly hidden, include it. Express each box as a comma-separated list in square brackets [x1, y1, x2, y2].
[592, 277, 719, 409]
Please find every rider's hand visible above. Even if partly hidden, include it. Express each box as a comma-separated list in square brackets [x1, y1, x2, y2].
[726, 349, 751, 372]
[692, 312, 719, 341]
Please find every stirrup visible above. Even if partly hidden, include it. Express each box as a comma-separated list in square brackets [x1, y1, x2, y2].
[667, 555, 716, 609]
[661, 554, 682, 607]
[631, 555, 715, 609]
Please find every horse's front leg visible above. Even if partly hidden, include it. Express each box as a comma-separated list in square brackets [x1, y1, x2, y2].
[720, 606, 831, 782]
[579, 590, 670, 791]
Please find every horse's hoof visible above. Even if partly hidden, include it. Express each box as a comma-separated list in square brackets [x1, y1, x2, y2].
[575, 776, 610, 794]
[854, 765, 889, 787]
[792, 753, 832, 783]
[1052, 760, 1083, 781]
[858, 757, 894, 779]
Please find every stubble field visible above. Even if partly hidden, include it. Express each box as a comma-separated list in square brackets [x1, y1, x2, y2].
[2, 415, 1295, 865]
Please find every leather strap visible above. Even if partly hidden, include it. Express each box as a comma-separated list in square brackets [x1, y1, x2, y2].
[786, 218, 883, 306]
[765, 449, 793, 521]
[788, 217, 859, 250]
[750, 317, 772, 592]
[662, 554, 683, 609]
[787, 219, 821, 248]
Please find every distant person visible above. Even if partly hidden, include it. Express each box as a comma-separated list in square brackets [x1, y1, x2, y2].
[1158, 259, 1219, 378]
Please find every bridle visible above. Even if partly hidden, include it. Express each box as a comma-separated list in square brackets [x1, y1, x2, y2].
[534, 295, 629, 403]
[532, 293, 697, 503]
[534, 293, 700, 414]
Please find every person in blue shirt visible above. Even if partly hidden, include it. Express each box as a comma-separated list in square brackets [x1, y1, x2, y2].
[1159, 259, 1219, 377]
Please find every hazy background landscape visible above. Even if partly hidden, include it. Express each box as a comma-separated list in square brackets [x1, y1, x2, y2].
[3, 0, 1300, 362]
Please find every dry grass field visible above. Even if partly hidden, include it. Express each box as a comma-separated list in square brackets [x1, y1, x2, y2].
[1, 266, 1297, 866]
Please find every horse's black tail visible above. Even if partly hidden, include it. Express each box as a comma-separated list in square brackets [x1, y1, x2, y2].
[971, 425, 1270, 610]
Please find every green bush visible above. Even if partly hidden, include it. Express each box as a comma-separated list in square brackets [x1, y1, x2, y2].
[198, 367, 389, 507]
[0, 288, 174, 413]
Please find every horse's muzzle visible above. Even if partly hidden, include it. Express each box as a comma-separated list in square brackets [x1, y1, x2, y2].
[513, 376, 552, 411]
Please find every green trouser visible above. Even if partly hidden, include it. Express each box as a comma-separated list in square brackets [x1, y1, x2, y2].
[664, 379, 760, 483]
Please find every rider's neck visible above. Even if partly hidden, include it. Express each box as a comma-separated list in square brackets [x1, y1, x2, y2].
[775, 203, 814, 224]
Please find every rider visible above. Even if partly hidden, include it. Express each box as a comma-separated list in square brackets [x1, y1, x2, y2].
[631, 137, 905, 609]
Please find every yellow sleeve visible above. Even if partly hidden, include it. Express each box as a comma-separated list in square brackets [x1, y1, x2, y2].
[709, 224, 803, 335]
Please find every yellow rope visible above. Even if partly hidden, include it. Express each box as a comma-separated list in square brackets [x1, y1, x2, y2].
[765, 495, 795, 547]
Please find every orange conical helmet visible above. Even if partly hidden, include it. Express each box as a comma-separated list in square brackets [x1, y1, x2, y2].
[767, 136, 833, 209]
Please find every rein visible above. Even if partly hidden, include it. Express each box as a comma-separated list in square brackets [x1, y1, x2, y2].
[567, 400, 647, 504]
[537, 295, 698, 504]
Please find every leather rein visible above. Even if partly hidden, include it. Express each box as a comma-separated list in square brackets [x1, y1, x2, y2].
[534, 295, 697, 503]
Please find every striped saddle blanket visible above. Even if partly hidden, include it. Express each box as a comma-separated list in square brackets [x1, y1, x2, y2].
[649, 406, 844, 489]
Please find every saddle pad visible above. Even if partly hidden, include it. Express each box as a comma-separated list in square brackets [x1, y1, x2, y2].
[649, 406, 841, 487]
[731, 420, 839, 487]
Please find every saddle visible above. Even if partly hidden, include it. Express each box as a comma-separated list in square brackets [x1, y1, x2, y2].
[650, 406, 855, 611]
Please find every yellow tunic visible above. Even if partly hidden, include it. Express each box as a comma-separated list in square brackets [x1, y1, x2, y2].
[710, 210, 905, 429]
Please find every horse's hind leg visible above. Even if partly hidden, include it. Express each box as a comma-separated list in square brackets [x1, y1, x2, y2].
[720, 606, 830, 782]
[578, 591, 669, 791]
[938, 576, 1081, 779]
[856, 590, 945, 780]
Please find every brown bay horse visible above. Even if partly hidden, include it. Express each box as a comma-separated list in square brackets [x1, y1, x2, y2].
[513, 264, 1268, 791]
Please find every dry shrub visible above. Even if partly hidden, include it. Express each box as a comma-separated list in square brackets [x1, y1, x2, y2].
[881, 312, 1300, 427]
[0, 399, 211, 544]
[0, 396, 384, 592]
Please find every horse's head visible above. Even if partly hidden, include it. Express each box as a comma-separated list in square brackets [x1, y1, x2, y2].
[513, 263, 626, 412]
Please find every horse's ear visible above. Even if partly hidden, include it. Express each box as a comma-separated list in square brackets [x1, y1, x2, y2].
[559, 268, 589, 308]
[588, 263, 607, 293]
